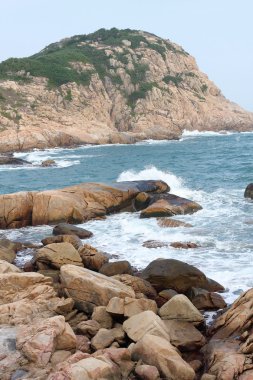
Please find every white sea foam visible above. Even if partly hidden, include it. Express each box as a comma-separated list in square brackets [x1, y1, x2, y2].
[182, 129, 234, 138]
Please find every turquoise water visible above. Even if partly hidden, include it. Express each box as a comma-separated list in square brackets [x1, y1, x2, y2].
[1, 131, 253, 304]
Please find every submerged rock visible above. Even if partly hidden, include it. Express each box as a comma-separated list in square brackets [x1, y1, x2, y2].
[0, 156, 29, 166]
[157, 218, 193, 228]
[41, 159, 56, 167]
[244, 183, 253, 199]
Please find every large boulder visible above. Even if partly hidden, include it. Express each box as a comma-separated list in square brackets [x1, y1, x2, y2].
[53, 223, 93, 238]
[140, 193, 202, 218]
[132, 334, 195, 380]
[106, 297, 157, 317]
[159, 294, 204, 324]
[36, 242, 83, 269]
[60, 265, 135, 312]
[187, 287, 227, 310]
[0, 238, 21, 263]
[112, 274, 157, 299]
[244, 183, 253, 199]
[0, 191, 34, 229]
[0, 259, 21, 273]
[141, 258, 208, 292]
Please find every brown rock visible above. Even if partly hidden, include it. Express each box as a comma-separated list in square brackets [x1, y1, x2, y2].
[76, 320, 101, 337]
[93, 347, 134, 379]
[106, 296, 157, 317]
[159, 294, 204, 324]
[0, 192, 33, 229]
[141, 258, 208, 292]
[134, 192, 152, 211]
[113, 274, 157, 299]
[187, 287, 227, 310]
[42, 234, 82, 250]
[78, 244, 109, 271]
[123, 310, 170, 342]
[157, 218, 193, 228]
[91, 328, 115, 350]
[163, 320, 206, 351]
[36, 242, 83, 269]
[60, 265, 135, 312]
[91, 306, 113, 329]
[140, 194, 202, 218]
[159, 288, 178, 301]
[244, 183, 253, 199]
[53, 223, 93, 238]
[76, 335, 91, 353]
[204, 277, 225, 292]
[170, 241, 199, 249]
[99, 260, 133, 276]
[50, 350, 72, 365]
[132, 334, 195, 380]
[41, 159, 56, 167]
[142, 240, 169, 248]
[0, 259, 21, 273]
[0, 245, 16, 263]
[135, 364, 160, 380]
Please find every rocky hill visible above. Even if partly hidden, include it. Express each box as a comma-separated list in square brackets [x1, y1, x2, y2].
[0, 28, 252, 152]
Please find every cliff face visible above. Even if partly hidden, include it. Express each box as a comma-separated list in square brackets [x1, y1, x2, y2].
[0, 28, 252, 152]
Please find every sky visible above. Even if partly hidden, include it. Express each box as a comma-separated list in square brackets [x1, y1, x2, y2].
[0, 0, 252, 111]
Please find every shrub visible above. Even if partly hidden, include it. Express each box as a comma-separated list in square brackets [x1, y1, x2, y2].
[163, 74, 183, 86]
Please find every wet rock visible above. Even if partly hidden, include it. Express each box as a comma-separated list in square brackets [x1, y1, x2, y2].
[244, 183, 253, 199]
[60, 265, 135, 313]
[41, 159, 56, 167]
[92, 306, 113, 329]
[132, 334, 195, 380]
[99, 260, 133, 276]
[142, 240, 169, 248]
[140, 193, 202, 218]
[134, 192, 152, 211]
[135, 364, 160, 380]
[203, 277, 225, 292]
[53, 223, 93, 238]
[159, 294, 204, 324]
[123, 310, 170, 342]
[187, 287, 227, 310]
[163, 320, 206, 351]
[36, 242, 83, 269]
[42, 234, 82, 250]
[157, 218, 193, 228]
[0, 156, 29, 165]
[0, 259, 21, 273]
[170, 241, 199, 249]
[78, 244, 109, 271]
[141, 258, 208, 292]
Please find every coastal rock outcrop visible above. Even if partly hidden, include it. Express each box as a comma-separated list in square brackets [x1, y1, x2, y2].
[0, 28, 252, 153]
[244, 183, 253, 199]
[0, 180, 168, 228]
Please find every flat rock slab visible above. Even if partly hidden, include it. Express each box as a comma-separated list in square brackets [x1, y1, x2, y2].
[60, 265, 135, 312]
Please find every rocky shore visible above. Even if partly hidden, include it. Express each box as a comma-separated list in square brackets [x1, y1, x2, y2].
[0, 180, 252, 379]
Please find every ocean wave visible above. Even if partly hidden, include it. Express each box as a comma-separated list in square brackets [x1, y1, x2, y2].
[181, 129, 234, 138]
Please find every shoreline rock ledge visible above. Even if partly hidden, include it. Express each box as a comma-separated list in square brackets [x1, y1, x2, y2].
[0, 180, 169, 229]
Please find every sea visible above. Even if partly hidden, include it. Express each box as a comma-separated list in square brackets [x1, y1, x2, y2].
[0, 130, 253, 306]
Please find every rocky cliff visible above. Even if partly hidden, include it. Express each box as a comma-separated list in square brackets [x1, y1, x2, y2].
[0, 28, 252, 152]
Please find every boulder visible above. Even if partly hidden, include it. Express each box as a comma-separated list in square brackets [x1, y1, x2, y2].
[60, 265, 135, 312]
[76, 335, 91, 353]
[36, 242, 83, 269]
[42, 234, 82, 250]
[0, 245, 16, 263]
[163, 320, 206, 351]
[134, 192, 151, 211]
[123, 310, 170, 342]
[93, 347, 134, 379]
[91, 306, 113, 329]
[50, 350, 72, 365]
[41, 159, 56, 167]
[53, 223, 93, 238]
[135, 364, 160, 380]
[77, 320, 100, 337]
[140, 193, 202, 218]
[159, 289, 178, 301]
[244, 183, 253, 199]
[157, 218, 192, 228]
[78, 244, 109, 271]
[0, 259, 21, 273]
[132, 334, 195, 380]
[99, 260, 133, 276]
[0, 191, 34, 229]
[112, 274, 157, 299]
[159, 294, 204, 324]
[142, 240, 169, 248]
[16, 315, 76, 367]
[187, 287, 227, 310]
[203, 277, 225, 292]
[141, 258, 208, 292]
[0, 156, 29, 165]
[91, 328, 115, 350]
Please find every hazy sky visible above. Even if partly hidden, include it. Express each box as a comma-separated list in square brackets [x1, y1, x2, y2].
[0, 0, 252, 110]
